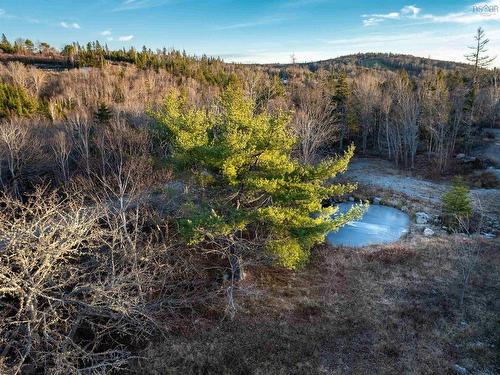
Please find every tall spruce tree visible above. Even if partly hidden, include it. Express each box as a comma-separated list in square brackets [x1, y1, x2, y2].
[463, 27, 496, 153]
[150, 86, 362, 269]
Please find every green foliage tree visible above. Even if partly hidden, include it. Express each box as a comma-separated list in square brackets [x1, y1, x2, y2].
[150, 86, 361, 269]
[442, 177, 472, 229]
[95, 103, 112, 124]
[0, 33, 14, 53]
[24, 39, 34, 54]
[0, 83, 38, 118]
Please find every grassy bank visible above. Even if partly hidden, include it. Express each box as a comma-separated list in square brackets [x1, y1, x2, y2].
[137, 235, 499, 374]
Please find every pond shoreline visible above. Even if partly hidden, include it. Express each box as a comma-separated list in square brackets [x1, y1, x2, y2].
[332, 157, 500, 243]
[327, 202, 410, 247]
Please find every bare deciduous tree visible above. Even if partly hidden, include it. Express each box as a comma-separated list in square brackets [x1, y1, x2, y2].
[69, 112, 92, 176]
[51, 129, 73, 182]
[420, 71, 462, 173]
[0, 119, 40, 196]
[291, 89, 338, 163]
[384, 73, 419, 169]
[352, 74, 380, 154]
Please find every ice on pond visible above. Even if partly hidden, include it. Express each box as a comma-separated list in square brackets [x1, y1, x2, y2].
[326, 202, 410, 247]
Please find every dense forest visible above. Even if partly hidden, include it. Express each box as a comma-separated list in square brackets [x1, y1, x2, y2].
[0, 28, 499, 374]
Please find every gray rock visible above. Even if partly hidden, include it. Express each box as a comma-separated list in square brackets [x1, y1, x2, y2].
[416, 212, 430, 224]
[423, 228, 435, 237]
[373, 197, 381, 205]
[452, 364, 467, 375]
[456, 153, 466, 159]
[348, 196, 355, 202]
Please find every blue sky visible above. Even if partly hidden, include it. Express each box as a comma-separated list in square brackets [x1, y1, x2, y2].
[1, 0, 499, 65]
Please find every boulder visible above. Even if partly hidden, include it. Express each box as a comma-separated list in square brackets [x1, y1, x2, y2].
[456, 153, 466, 159]
[348, 196, 355, 202]
[416, 212, 430, 224]
[423, 228, 434, 237]
[373, 197, 381, 205]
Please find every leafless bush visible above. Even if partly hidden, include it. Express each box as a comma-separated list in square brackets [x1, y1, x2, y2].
[51, 129, 73, 182]
[0, 118, 42, 196]
[69, 112, 92, 176]
[2, 62, 31, 90]
[0, 189, 109, 373]
[0, 184, 219, 373]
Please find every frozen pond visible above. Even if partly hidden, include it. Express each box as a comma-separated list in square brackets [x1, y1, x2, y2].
[326, 202, 410, 247]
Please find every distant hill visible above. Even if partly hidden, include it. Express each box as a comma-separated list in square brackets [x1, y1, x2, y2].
[267, 53, 472, 75]
[1, 50, 474, 77]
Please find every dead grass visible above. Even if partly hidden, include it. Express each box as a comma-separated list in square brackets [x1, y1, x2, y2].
[137, 235, 500, 374]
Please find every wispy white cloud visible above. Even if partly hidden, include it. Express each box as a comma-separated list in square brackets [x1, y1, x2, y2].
[99, 30, 127, 42]
[362, 18, 380, 27]
[362, 0, 500, 27]
[422, 1, 500, 24]
[118, 35, 134, 41]
[401, 5, 421, 18]
[362, 5, 419, 26]
[113, 0, 171, 11]
[60, 21, 80, 29]
[363, 11, 400, 20]
[215, 16, 289, 30]
[0, 8, 38, 23]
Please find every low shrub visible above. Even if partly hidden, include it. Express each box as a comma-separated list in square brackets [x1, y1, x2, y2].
[442, 177, 472, 230]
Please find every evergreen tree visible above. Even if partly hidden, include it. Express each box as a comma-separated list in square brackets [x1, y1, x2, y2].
[0, 83, 38, 118]
[150, 86, 362, 269]
[463, 27, 496, 153]
[442, 177, 472, 230]
[95, 103, 112, 124]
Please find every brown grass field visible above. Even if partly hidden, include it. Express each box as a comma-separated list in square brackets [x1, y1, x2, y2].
[138, 235, 499, 374]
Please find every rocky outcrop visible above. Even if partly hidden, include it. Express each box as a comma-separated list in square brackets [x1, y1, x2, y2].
[416, 212, 430, 224]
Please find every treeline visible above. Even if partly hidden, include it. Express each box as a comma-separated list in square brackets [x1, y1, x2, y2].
[0, 53, 498, 175]
[1, 33, 240, 87]
[64, 41, 240, 86]
[0, 33, 57, 55]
